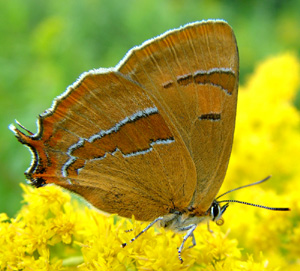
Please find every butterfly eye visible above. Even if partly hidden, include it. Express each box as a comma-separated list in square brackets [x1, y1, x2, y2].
[210, 202, 221, 221]
[211, 202, 229, 222]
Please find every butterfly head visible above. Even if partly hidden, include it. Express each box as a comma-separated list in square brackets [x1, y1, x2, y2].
[209, 200, 229, 226]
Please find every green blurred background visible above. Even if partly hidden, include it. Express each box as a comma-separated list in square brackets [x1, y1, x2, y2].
[1, 0, 300, 216]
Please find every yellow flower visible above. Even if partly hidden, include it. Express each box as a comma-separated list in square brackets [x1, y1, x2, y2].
[223, 53, 300, 270]
[2, 53, 299, 270]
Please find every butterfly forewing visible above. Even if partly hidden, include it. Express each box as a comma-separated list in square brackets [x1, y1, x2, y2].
[118, 21, 239, 215]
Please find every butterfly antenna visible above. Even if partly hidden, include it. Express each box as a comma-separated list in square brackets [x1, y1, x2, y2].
[217, 199, 290, 211]
[216, 176, 271, 200]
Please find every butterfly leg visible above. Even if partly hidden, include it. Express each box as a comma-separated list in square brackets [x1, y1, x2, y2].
[177, 224, 197, 263]
[207, 221, 213, 233]
[122, 217, 163, 248]
[187, 232, 196, 249]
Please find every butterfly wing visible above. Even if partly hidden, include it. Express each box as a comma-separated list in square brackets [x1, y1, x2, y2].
[11, 71, 197, 221]
[118, 20, 239, 215]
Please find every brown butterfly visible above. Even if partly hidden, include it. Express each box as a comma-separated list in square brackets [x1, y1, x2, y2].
[10, 20, 289, 262]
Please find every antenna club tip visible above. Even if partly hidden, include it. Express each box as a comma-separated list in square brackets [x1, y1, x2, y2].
[274, 207, 290, 211]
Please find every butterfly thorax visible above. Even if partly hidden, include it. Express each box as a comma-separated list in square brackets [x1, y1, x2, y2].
[157, 210, 210, 232]
[158, 200, 228, 232]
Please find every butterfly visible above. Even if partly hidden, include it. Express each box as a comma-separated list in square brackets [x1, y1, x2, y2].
[11, 20, 243, 262]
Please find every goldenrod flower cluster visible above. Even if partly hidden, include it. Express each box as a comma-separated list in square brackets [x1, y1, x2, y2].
[1, 53, 299, 270]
